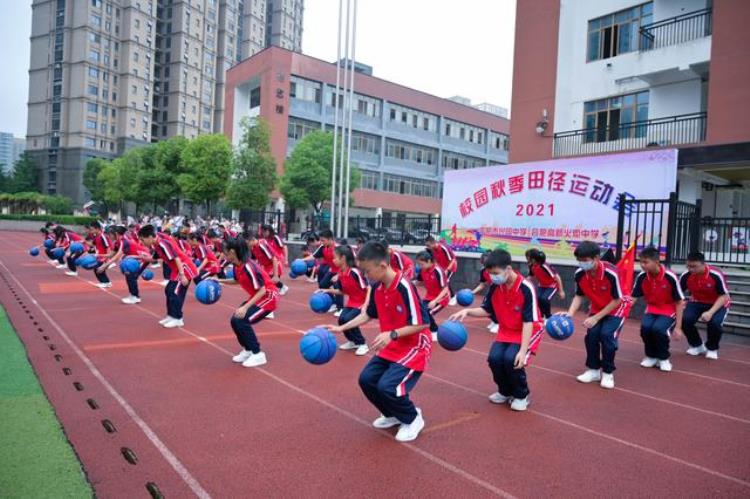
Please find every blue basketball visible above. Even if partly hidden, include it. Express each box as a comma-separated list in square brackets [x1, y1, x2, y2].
[195, 279, 222, 305]
[120, 257, 141, 275]
[291, 259, 308, 276]
[225, 266, 235, 280]
[29, 247, 40, 257]
[309, 292, 333, 314]
[51, 247, 65, 259]
[456, 289, 474, 306]
[44, 239, 54, 249]
[299, 327, 337, 365]
[141, 269, 154, 281]
[414, 266, 421, 279]
[194, 258, 202, 267]
[437, 321, 468, 351]
[289, 270, 299, 279]
[69, 242, 84, 253]
[77, 254, 98, 270]
[545, 315, 575, 341]
[306, 259, 315, 269]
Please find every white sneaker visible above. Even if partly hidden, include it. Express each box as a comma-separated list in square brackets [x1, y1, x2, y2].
[242, 351, 267, 368]
[266, 312, 275, 319]
[600, 372, 615, 389]
[355, 344, 369, 356]
[448, 297, 457, 307]
[327, 304, 337, 313]
[279, 284, 289, 296]
[576, 369, 601, 383]
[395, 408, 425, 442]
[431, 332, 438, 341]
[489, 323, 499, 334]
[488, 392, 510, 404]
[333, 310, 342, 317]
[150, 263, 160, 268]
[686, 344, 707, 356]
[232, 349, 253, 363]
[510, 397, 530, 412]
[486, 322, 493, 330]
[306, 277, 317, 283]
[158, 316, 174, 325]
[640, 357, 659, 368]
[159, 280, 169, 287]
[95, 282, 112, 288]
[339, 341, 358, 351]
[55, 263, 67, 269]
[658, 359, 673, 372]
[65, 271, 78, 276]
[121, 295, 141, 304]
[372, 414, 400, 429]
[705, 349, 718, 360]
[162, 318, 184, 329]
[47, 259, 57, 264]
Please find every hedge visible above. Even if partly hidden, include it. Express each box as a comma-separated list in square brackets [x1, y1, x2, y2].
[0, 214, 97, 225]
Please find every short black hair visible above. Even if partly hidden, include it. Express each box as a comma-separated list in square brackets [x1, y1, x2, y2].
[319, 229, 334, 239]
[379, 239, 390, 250]
[137, 224, 156, 239]
[484, 249, 512, 269]
[262, 224, 275, 235]
[574, 240, 600, 259]
[687, 251, 706, 263]
[525, 248, 546, 264]
[223, 237, 249, 262]
[306, 236, 318, 244]
[207, 229, 219, 239]
[415, 250, 434, 262]
[425, 236, 437, 244]
[639, 246, 660, 261]
[242, 230, 258, 241]
[88, 221, 102, 230]
[334, 245, 356, 268]
[357, 240, 389, 264]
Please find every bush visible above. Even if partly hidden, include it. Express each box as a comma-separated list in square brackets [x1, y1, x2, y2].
[41, 195, 74, 215]
[0, 214, 97, 225]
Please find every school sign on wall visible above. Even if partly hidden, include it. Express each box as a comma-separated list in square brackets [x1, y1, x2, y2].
[440, 149, 678, 260]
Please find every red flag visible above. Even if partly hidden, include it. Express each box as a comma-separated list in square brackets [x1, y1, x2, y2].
[616, 240, 637, 293]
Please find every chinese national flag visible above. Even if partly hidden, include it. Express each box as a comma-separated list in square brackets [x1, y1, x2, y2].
[616, 241, 637, 293]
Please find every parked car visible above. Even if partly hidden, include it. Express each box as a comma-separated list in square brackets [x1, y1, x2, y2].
[347, 226, 373, 241]
[403, 229, 431, 245]
[373, 227, 405, 244]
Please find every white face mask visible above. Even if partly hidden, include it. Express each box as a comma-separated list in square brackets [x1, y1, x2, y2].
[490, 271, 508, 285]
[579, 260, 595, 271]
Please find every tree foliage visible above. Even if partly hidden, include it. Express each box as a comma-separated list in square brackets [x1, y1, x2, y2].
[225, 117, 277, 210]
[1, 153, 39, 194]
[177, 134, 232, 210]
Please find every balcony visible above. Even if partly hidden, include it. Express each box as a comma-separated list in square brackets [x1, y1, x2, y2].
[639, 8, 712, 51]
[553, 112, 706, 157]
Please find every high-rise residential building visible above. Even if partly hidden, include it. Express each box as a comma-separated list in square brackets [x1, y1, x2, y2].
[26, 0, 303, 203]
[0, 133, 26, 173]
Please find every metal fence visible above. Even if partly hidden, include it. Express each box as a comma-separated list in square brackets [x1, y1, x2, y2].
[302, 214, 442, 245]
[553, 112, 707, 158]
[700, 217, 750, 265]
[639, 8, 712, 51]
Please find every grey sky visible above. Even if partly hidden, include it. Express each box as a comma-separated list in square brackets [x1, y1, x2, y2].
[0, 0, 515, 138]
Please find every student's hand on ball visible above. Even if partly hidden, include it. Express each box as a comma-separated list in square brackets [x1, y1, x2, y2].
[370, 332, 391, 351]
[582, 316, 599, 329]
[700, 312, 713, 322]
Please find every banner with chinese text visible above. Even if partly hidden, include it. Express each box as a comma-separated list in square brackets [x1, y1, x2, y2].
[440, 149, 678, 260]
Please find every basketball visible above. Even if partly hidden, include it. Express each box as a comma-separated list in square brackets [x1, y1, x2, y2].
[309, 292, 333, 313]
[120, 257, 141, 275]
[437, 321, 468, 351]
[195, 280, 222, 305]
[291, 259, 308, 276]
[545, 315, 575, 341]
[141, 269, 154, 281]
[456, 289, 474, 306]
[29, 247, 39, 257]
[299, 328, 337, 365]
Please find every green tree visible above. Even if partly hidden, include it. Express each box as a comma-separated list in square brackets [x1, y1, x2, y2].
[42, 195, 74, 215]
[149, 136, 188, 210]
[83, 158, 108, 204]
[177, 134, 232, 213]
[280, 131, 360, 212]
[0, 167, 10, 192]
[226, 117, 277, 211]
[97, 160, 126, 208]
[8, 153, 39, 193]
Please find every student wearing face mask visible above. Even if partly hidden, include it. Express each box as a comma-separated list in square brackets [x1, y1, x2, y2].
[449, 250, 544, 412]
[560, 241, 626, 390]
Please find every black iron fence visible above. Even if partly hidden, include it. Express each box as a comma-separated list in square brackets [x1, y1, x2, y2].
[553, 112, 707, 158]
[615, 193, 747, 265]
[639, 8, 712, 51]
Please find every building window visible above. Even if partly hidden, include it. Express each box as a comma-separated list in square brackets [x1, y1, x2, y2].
[249, 86, 261, 108]
[88, 67, 99, 78]
[287, 117, 319, 140]
[442, 151, 486, 170]
[385, 139, 436, 166]
[89, 50, 100, 62]
[289, 76, 321, 104]
[89, 32, 101, 44]
[587, 2, 653, 62]
[86, 119, 97, 129]
[87, 102, 98, 113]
[360, 170, 379, 190]
[382, 173, 439, 198]
[583, 90, 649, 142]
[443, 118, 484, 144]
[87, 84, 99, 96]
[84, 137, 96, 147]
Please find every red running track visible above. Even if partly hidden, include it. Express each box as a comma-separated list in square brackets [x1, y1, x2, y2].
[1, 231, 749, 498]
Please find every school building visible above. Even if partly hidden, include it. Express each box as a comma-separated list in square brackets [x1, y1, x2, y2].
[223, 46, 510, 218]
[510, 0, 750, 219]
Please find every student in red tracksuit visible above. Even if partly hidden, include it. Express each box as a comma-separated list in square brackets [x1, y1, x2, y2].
[426, 235, 458, 304]
[112, 226, 152, 305]
[221, 237, 279, 368]
[87, 221, 114, 288]
[303, 229, 341, 312]
[318, 246, 370, 356]
[246, 232, 288, 299]
[561, 241, 626, 390]
[680, 251, 731, 360]
[414, 250, 450, 341]
[382, 240, 415, 280]
[451, 249, 544, 412]
[262, 224, 289, 267]
[525, 248, 566, 318]
[52, 225, 85, 276]
[138, 224, 197, 328]
[328, 241, 431, 442]
[631, 247, 685, 372]
[188, 232, 221, 283]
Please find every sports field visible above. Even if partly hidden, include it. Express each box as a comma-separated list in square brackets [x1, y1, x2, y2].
[1, 230, 749, 497]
